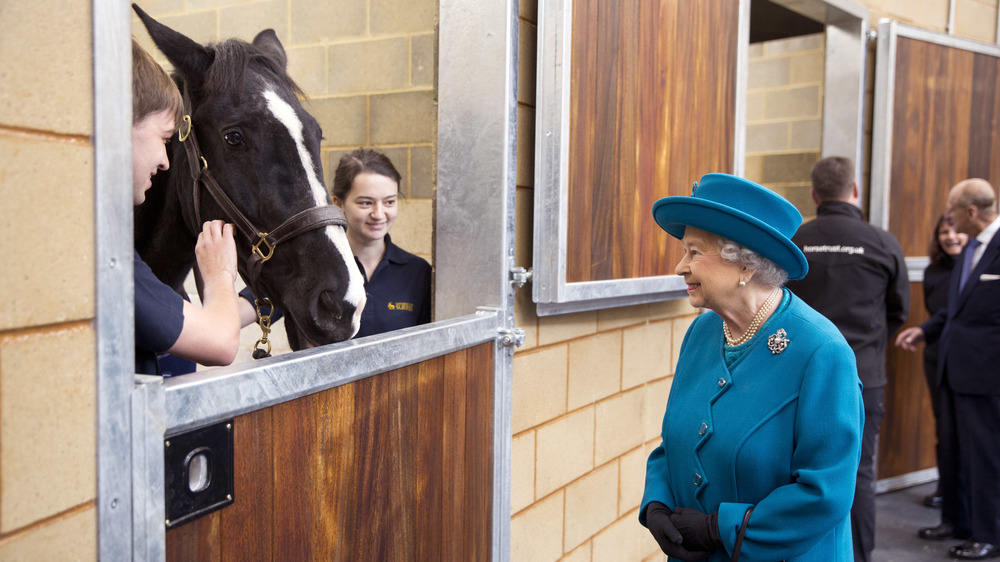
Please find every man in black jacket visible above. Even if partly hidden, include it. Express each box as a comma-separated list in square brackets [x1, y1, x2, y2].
[787, 156, 910, 562]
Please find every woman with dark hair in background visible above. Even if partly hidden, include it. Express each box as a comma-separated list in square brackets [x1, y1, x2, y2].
[332, 149, 431, 338]
[920, 214, 968, 508]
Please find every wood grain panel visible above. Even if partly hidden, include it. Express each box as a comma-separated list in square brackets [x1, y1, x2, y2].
[879, 283, 936, 480]
[566, 0, 738, 283]
[222, 407, 272, 560]
[888, 38, 1000, 256]
[442, 350, 469, 561]
[166, 343, 495, 560]
[464, 343, 494, 561]
[165, 510, 221, 561]
[271, 391, 321, 560]
[879, 36, 1000, 481]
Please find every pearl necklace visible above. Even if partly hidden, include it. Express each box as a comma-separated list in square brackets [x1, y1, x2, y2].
[723, 288, 781, 347]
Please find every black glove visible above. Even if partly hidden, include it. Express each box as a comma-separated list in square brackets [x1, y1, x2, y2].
[670, 507, 724, 552]
[645, 502, 714, 561]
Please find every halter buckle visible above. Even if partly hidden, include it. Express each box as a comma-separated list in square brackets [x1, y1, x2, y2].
[252, 233, 275, 262]
[178, 115, 192, 142]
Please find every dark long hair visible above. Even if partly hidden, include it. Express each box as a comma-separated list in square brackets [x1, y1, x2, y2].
[928, 214, 957, 268]
[332, 148, 401, 201]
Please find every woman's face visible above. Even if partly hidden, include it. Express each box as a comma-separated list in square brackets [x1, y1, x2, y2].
[937, 222, 968, 257]
[336, 172, 399, 244]
[674, 227, 742, 311]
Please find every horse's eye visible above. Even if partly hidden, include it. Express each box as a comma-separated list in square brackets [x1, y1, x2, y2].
[224, 131, 244, 146]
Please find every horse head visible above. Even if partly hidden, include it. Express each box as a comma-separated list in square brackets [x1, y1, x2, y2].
[134, 5, 366, 349]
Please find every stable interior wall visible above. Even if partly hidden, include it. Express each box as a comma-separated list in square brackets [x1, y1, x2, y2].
[0, 2, 98, 559]
[133, 0, 437, 360]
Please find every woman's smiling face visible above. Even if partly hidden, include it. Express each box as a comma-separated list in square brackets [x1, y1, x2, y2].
[674, 227, 742, 311]
[337, 172, 399, 244]
[937, 221, 968, 258]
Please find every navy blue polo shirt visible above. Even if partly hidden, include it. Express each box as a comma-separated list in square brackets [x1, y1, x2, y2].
[354, 235, 431, 338]
[134, 250, 185, 375]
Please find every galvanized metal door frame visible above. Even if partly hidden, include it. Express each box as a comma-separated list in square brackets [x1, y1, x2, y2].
[531, 0, 869, 316]
[436, 1, 520, 559]
[870, 19, 1000, 280]
[94, 1, 135, 559]
[96, 0, 519, 560]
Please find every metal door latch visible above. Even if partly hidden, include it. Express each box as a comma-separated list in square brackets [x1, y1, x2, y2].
[510, 266, 532, 288]
[499, 327, 526, 348]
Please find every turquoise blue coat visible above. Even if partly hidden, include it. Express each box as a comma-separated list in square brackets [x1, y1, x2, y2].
[641, 292, 863, 561]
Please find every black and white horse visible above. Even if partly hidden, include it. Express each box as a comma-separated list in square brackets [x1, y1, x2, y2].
[133, 5, 365, 351]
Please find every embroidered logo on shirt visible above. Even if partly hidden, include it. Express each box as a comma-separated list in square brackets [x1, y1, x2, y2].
[387, 302, 414, 312]
[801, 244, 866, 255]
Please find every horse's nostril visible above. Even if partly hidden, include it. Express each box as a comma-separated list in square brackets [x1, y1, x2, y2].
[319, 290, 343, 321]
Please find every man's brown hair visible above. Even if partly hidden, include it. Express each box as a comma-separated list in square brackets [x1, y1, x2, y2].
[810, 156, 855, 202]
[132, 39, 183, 127]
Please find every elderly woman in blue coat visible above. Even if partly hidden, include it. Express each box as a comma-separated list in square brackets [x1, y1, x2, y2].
[640, 174, 863, 561]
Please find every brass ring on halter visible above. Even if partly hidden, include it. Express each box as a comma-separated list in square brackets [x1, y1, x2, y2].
[178, 115, 192, 142]
[252, 233, 275, 262]
[199, 156, 208, 170]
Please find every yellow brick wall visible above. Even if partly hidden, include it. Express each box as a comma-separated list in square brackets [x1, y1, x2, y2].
[0, 2, 98, 559]
[745, 34, 825, 219]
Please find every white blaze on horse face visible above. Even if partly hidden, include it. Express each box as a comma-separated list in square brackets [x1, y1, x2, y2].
[263, 89, 367, 327]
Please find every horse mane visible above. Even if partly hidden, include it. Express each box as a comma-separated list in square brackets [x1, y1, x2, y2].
[197, 39, 306, 100]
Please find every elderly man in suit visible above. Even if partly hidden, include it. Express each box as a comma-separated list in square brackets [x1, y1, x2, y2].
[896, 178, 1000, 560]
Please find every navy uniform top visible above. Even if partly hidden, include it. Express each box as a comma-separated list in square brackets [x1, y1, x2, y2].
[355, 235, 431, 338]
[134, 250, 185, 375]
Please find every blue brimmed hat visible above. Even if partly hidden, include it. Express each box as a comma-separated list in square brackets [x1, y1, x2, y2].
[651, 173, 808, 280]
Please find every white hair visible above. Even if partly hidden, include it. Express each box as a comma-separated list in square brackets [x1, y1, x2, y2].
[717, 238, 788, 288]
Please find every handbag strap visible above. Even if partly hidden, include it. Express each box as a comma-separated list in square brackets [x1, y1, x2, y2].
[731, 505, 755, 562]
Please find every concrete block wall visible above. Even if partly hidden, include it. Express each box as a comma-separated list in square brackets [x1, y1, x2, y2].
[744, 33, 824, 220]
[135, 0, 437, 361]
[0, 2, 98, 559]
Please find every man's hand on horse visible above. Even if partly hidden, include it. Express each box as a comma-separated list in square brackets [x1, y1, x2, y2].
[195, 220, 238, 285]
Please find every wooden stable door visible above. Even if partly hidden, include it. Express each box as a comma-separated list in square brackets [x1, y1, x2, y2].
[566, 0, 738, 284]
[165, 343, 494, 561]
[873, 24, 1000, 485]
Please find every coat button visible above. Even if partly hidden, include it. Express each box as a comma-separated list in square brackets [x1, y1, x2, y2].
[698, 422, 708, 435]
[717, 378, 727, 388]
[694, 473, 703, 486]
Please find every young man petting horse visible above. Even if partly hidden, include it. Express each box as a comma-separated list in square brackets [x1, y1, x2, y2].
[132, 39, 255, 375]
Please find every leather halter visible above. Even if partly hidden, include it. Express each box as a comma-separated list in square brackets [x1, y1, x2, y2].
[175, 110, 348, 358]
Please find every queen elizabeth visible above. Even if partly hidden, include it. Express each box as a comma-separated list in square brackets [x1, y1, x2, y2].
[640, 174, 863, 561]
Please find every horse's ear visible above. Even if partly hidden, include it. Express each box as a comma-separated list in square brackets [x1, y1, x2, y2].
[252, 29, 288, 70]
[132, 3, 213, 86]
